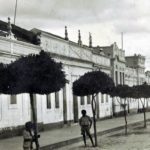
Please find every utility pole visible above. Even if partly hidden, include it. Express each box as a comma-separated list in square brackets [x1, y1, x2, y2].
[14, 0, 18, 25]
[121, 32, 123, 50]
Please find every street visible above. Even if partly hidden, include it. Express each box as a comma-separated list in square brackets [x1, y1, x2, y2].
[0, 112, 150, 150]
[57, 121, 150, 150]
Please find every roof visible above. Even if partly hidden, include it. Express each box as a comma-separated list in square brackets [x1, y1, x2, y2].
[0, 20, 39, 45]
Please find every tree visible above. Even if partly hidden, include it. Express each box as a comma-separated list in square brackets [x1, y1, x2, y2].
[7, 50, 67, 150]
[73, 70, 114, 146]
[0, 63, 9, 93]
[110, 84, 132, 135]
[132, 83, 150, 128]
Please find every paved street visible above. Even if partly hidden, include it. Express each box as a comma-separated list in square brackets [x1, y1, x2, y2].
[0, 112, 150, 150]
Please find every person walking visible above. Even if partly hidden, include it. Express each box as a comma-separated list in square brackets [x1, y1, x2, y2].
[79, 109, 94, 147]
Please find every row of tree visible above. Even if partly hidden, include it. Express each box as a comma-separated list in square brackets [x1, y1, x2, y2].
[73, 71, 150, 147]
[0, 50, 149, 149]
[110, 83, 150, 135]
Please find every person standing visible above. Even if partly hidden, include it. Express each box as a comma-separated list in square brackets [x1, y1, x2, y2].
[23, 122, 33, 150]
[79, 109, 94, 147]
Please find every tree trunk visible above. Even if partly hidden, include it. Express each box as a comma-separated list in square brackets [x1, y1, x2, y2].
[128, 99, 130, 113]
[112, 97, 115, 116]
[124, 106, 127, 135]
[124, 99, 127, 135]
[143, 99, 146, 128]
[30, 93, 40, 150]
[138, 99, 140, 113]
[140, 99, 147, 128]
[143, 107, 146, 128]
[91, 95, 97, 147]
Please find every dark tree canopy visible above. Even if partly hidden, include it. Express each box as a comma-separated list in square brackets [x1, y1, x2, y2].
[110, 84, 132, 99]
[7, 50, 67, 94]
[0, 63, 10, 94]
[132, 82, 150, 99]
[73, 70, 114, 96]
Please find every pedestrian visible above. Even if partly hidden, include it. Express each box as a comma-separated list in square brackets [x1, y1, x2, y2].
[79, 109, 94, 147]
[23, 122, 33, 150]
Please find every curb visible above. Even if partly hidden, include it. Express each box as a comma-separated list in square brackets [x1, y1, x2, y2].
[40, 119, 150, 150]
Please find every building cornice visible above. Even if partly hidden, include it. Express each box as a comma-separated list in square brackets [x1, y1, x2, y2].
[48, 51, 111, 71]
[49, 52, 93, 64]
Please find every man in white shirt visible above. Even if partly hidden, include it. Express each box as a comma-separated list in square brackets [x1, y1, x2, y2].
[79, 109, 94, 147]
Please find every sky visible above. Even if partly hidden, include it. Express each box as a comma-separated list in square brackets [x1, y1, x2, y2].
[0, 0, 150, 70]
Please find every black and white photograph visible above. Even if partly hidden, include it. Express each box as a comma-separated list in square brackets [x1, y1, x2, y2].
[0, 0, 150, 149]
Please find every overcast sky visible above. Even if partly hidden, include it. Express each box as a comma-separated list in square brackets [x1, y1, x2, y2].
[0, 0, 150, 69]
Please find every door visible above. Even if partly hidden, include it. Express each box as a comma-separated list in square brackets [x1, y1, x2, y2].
[73, 95, 78, 123]
[63, 85, 67, 124]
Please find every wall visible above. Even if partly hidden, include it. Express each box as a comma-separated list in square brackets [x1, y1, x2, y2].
[38, 31, 112, 125]
[0, 36, 40, 130]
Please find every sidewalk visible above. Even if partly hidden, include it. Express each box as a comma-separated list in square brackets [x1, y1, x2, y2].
[0, 112, 150, 150]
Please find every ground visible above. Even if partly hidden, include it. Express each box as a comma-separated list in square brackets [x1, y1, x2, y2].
[56, 122, 150, 150]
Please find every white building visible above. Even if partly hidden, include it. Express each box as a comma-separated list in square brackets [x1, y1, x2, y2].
[99, 43, 126, 115]
[126, 54, 145, 85]
[0, 28, 40, 136]
[0, 19, 149, 137]
[0, 20, 113, 137]
[99, 43, 149, 115]
[32, 28, 113, 124]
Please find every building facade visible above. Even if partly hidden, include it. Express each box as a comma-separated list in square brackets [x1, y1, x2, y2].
[0, 20, 113, 137]
[32, 28, 112, 125]
[0, 33, 40, 131]
[126, 54, 145, 85]
[98, 43, 126, 115]
[0, 19, 149, 137]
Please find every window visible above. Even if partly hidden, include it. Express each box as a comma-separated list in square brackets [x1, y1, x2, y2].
[101, 94, 104, 103]
[55, 92, 59, 108]
[120, 98, 123, 104]
[106, 95, 109, 103]
[46, 94, 51, 109]
[87, 95, 91, 104]
[116, 65, 118, 69]
[63, 85, 67, 108]
[115, 71, 118, 85]
[122, 73, 125, 85]
[80, 96, 85, 105]
[10, 95, 17, 104]
[120, 72, 122, 84]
